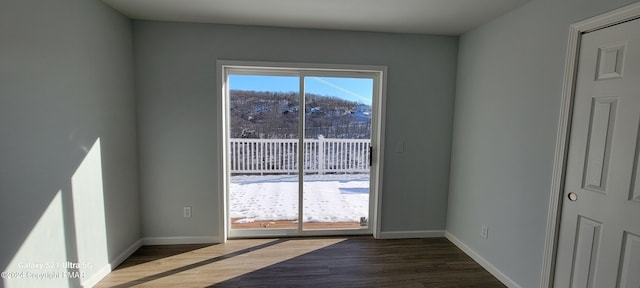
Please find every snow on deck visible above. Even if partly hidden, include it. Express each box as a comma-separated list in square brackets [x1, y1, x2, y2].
[229, 174, 369, 224]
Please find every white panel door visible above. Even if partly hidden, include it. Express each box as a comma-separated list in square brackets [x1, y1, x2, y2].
[554, 18, 640, 288]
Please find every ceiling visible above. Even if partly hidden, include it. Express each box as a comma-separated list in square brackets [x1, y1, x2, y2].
[102, 0, 530, 35]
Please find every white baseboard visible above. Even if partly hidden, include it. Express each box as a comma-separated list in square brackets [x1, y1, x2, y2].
[81, 238, 142, 288]
[444, 232, 523, 288]
[379, 230, 445, 239]
[111, 238, 143, 269]
[142, 236, 221, 245]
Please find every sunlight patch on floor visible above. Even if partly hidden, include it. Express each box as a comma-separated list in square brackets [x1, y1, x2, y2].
[96, 238, 347, 287]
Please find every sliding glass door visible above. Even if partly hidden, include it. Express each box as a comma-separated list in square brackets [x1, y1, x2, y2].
[223, 64, 382, 238]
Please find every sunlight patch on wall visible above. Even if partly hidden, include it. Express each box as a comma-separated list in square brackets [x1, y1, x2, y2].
[3, 138, 110, 287]
[4, 191, 69, 288]
[71, 138, 109, 285]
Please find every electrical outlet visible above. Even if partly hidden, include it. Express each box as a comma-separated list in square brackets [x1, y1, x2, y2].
[184, 206, 192, 218]
[481, 225, 488, 239]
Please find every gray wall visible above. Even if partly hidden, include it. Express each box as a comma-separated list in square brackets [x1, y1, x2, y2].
[446, 0, 639, 287]
[133, 21, 458, 238]
[0, 0, 139, 286]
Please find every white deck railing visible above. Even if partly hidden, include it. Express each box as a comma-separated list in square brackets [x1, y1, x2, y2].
[230, 137, 370, 174]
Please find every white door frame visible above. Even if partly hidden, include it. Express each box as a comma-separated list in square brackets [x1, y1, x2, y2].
[541, 2, 640, 287]
[216, 60, 388, 241]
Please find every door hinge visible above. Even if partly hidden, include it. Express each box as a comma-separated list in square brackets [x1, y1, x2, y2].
[369, 145, 373, 166]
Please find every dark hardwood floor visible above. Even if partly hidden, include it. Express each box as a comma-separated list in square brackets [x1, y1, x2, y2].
[95, 237, 506, 287]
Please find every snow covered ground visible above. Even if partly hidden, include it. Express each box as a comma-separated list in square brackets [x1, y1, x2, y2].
[229, 174, 369, 224]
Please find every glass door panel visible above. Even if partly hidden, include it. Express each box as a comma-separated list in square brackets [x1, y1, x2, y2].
[227, 74, 300, 232]
[302, 76, 373, 230]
